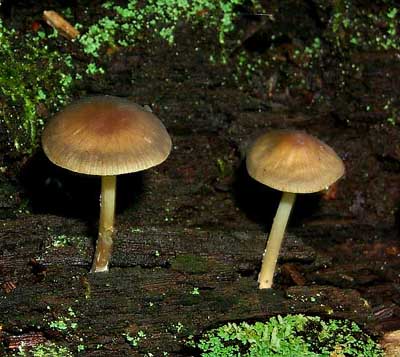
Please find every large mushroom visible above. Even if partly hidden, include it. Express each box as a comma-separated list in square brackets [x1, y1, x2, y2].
[246, 130, 344, 289]
[42, 96, 172, 272]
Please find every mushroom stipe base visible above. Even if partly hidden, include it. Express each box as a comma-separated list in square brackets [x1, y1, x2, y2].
[91, 175, 116, 273]
[258, 191, 296, 289]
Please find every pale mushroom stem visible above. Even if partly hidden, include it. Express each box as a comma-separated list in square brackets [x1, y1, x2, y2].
[258, 191, 296, 289]
[91, 175, 116, 273]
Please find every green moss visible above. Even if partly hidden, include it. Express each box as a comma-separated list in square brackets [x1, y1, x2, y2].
[189, 314, 383, 356]
[78, 0, 262, 72]
[329, 1, 399, 51]
[231, 1, 399, 126]
[124, 330, 147, 348]
[204, 291, 239, 313]
[14, 342, 73, 357]
[0, 20, 76, 154]
[0, 1, 264, 155]
[170, 254, 209, 274]
[47, 234, 87, 253]
[180, 293, 202, 306]
[47, 307, 78, 333]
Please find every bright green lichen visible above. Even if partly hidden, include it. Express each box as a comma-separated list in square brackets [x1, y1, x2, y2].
[189, 314, 383, 356]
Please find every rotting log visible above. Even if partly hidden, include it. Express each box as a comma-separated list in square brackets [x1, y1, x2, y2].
[0, 215, 386, 355]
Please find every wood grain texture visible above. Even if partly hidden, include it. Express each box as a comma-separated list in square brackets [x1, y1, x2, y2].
[0, 215, 379, 356]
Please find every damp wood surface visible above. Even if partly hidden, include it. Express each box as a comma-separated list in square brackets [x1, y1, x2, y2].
[0, 215, 399, 355]
[0, 0, 400, 356]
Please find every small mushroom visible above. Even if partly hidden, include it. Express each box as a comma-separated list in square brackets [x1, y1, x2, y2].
[42, 96, 172, 272]
[246, 130, 344, 289]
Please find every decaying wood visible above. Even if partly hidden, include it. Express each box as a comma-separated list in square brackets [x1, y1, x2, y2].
[43, 10, 79, 40]
[380, 330, 400, 357]
[0, 215, 385, 355]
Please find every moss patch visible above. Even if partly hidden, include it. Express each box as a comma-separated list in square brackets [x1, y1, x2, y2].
[189, 314, 383, 356]
[170, 254, 210, 274]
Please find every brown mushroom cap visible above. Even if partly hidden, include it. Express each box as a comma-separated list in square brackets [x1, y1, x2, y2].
[42, 96, 172, 176]
[246, 130, 345, 193]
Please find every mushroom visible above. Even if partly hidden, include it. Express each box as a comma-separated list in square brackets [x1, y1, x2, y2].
[42, 96, 172, 272]
[246, 130, 344, 289]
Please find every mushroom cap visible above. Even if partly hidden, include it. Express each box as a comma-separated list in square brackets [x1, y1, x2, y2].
[246, 130, 345, 193]
[42, 96, 172, 176]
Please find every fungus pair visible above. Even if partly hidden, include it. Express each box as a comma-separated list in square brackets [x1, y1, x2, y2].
[246, 130, 345, 289]
[42, 96, 171, 272]
[42, 96, 344, 285]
